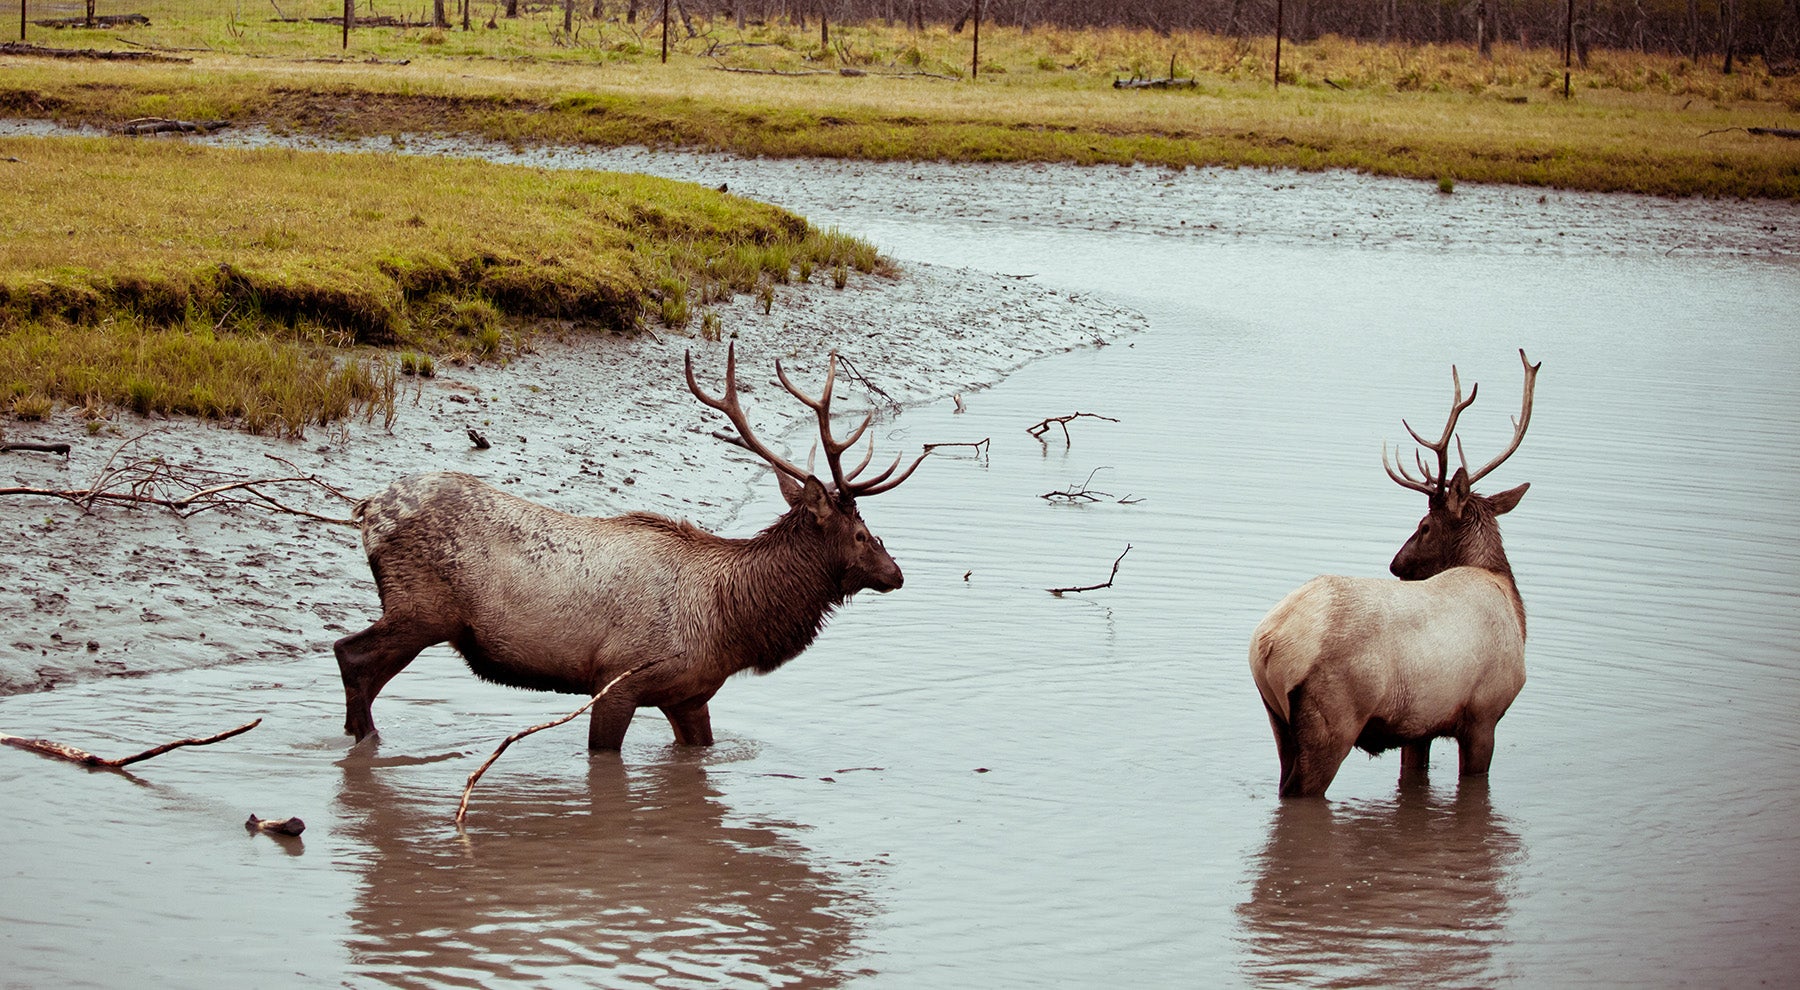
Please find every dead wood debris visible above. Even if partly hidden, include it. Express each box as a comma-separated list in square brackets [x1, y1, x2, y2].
[0, 40, 188, 62]
[1041, 466, 1139, 504]
[1047, 544, 1132, 596]
[1028, 411, 1119, 447]
[32, 12, 151, 27]
[1700, 126, 1800, 139]
[246, 814, 306, 836]
[1, 719, 262, 771]
[1, 441, 70, 456]
[455, 658, 667, 825]
[0, 433, 357, 524]
[923, 437, 990, 461]
[116, 116, 231, 136]
[1112, 76, 1198, 90]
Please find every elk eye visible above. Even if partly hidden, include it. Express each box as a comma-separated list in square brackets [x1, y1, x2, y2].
[855, 530, 868, 543]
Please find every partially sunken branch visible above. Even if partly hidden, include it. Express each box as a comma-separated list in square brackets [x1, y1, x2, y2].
[1047, 544, 1132, 595]
[455, 658, 666, 825]
[1, 719, 262, 771]
[1028, 412, 1119, 447]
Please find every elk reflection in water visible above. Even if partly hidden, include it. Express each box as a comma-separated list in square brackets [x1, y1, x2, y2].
[334, 749, 865, 988]
[1236, 779, 1524, 989]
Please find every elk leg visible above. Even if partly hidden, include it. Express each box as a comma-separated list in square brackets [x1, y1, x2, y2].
[1457, 723, 1497, 776]
[587, 690, 639, 751]
[662, 698, 715, 747]
[1400, 739, 1433, 776]
[1280, 687, 1357, 799]
[334, 618, 449, 740]
[1263, 702, 1297, 791]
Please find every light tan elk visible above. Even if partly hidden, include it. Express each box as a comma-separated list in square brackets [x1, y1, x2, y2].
[1250, 350, 1540, 798]
[334, 343, 928, 751]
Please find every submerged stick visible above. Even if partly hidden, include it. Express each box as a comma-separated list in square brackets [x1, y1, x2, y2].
[454, 659, 666, 825]
[0, 718, 262, 770]
[1047, 544, 1132, 595]
[1027, 412, 1119, 447]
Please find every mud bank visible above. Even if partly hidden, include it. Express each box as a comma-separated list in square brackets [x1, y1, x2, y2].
[0, 265, 1144, 696]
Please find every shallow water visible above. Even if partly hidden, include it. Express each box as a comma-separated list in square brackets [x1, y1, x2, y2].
[3, 147, 1798, 987]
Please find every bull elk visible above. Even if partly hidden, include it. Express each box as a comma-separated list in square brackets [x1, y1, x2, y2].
[334, 343, 928, 751]
[1249, 350, 1541, 798]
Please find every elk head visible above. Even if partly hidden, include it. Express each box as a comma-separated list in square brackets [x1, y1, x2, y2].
[685, 343, 929, 595]
[1384, 349, 1540, 581]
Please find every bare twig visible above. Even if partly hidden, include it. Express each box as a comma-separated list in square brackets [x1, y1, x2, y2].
[1047, 544, 1132, 595]
[922, 437, 990, 459]
[455, 658, 666, 825]
[1042, 466, 1112, 502]
[1027, 411, 1119, 447]
[832, 352, 901, 413]
[0, 435, 357, 524]
[1, 719, 262, 771]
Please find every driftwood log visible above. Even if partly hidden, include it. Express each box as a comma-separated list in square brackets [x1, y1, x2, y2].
[0, 441, 71, 456]
[32, 13, 150, 27]
[0, 41, 187, 62]
[1, 719, 262, 771]
[116, 117, 231, 136]
[1113, 77, 1198, 89]
[245, 814, 306, 836]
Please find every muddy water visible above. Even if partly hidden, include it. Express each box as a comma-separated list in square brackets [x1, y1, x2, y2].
[4, 145, 1799, 987]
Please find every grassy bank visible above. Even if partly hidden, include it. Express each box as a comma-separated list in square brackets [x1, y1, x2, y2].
[3, 12, 1798, 197]
[0, 135, 879, 435]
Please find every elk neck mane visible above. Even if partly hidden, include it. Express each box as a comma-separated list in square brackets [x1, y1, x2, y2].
[625, 507, 848, 675]
[1452, 496, 1527, 639]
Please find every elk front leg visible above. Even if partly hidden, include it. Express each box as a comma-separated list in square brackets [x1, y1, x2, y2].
[1400, 738, 1433, 778]
[588, 689, 639, 752]
[1457, 723, 1497, 777]
[662, 695, 716, 747]
[334, 617, 449, 740]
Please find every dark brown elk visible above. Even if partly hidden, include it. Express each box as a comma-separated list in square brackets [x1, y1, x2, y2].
[334, 343, 928, 751]
[1249, 350, 1540, 798]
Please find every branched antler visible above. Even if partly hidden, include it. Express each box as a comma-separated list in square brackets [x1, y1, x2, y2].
[1385, 349, 1540, 496]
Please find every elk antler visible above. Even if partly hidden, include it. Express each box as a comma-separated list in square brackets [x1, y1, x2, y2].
[685, 343, 810, 485]
[686, 344, 931, 499]
[774, 351, 932, 498]
[1385, 349, 1539, 496]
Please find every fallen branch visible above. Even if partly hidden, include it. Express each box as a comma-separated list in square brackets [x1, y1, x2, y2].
[1042, 466, 1111, 502]
[455, 658, 666, 825]
[922, 437, 990, 458]
[0, 41, 188, 62]
[0, 434, 357, 524]
[1047, 544, 1132, 595]
[116, 116, 231, 136]
[1700, 126, 1800, 139]
[833, 352, 901, 412]
[1028, 411, 1119, 447]
[1112, 76, 1198, 89]
[1, 719, 262, 770]
[1, 441, 70, 456]
[32, 13, 151, 27]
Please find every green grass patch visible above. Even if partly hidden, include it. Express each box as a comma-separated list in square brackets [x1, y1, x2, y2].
[0, 135, 881, 434]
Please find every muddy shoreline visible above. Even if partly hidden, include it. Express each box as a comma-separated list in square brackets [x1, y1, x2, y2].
[0, 264, 1145, 697]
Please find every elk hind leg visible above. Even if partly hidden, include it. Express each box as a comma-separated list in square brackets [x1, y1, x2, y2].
[1263, 702, 1298, 792]
[334, 617, 451, 740]
[1400, 738, 1433, 783]
[1280, 683, 1358, 799]
[662, 697, 715, 747]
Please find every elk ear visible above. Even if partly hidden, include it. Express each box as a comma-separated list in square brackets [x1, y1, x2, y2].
[1444, 467, 1473, 519]
[777, 472, 804, 507]
[1488, 482, 1530, 515]
[796, 475, 836, 524]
